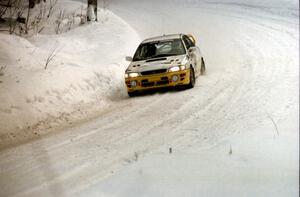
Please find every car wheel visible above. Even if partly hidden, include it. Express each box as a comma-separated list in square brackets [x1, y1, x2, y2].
[200, 58, 206, 75]
[187, 67, 195, 89]
[128, 91, 138, 97]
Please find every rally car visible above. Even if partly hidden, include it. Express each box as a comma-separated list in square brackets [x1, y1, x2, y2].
[125, 34, 206, 97]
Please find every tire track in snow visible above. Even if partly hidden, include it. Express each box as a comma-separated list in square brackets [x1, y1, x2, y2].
[162, 10, 299, 150]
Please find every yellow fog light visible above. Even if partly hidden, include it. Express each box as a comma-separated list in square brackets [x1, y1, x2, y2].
[130, 80, 137, 87]
[171, 75, 179, 82]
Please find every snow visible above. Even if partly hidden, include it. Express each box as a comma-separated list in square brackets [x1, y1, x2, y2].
[78, 120, 298, 197]
[0, 0, 298, 196]
[0, 1, 140, 148]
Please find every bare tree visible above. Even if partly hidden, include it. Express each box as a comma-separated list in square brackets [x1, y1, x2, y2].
[24, 1, 31, 34]
[29, 0, 46, 9]
[0, 0, 14, 19]
[45, 46, 58, 70]
[55, 9, 65, 34]
[30, 3, 47, 34]
[55, 8, 85, 34]
[1, 0, 57, 35]
[47, 0, 57, 18]
[2, 0, 84, 35]
[79, 5, 86, 25]
[7, 0, 24, 34]
[0, 3, 9, 20]
[67, 11, 76, 30]
[0, 65, 7, 76]
[87, 0, 97, 22]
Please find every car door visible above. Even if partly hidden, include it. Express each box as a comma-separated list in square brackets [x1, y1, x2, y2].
[183, 35, 201, 76]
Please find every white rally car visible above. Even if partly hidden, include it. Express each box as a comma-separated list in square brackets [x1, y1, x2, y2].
[125, 34, 206, 97]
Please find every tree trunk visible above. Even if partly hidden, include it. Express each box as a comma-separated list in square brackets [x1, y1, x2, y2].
[25, 0, 31, 34]
[87, 0, 97, 22]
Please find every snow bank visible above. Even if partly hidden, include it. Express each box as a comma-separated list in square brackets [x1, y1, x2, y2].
[0, 2, 140, 149]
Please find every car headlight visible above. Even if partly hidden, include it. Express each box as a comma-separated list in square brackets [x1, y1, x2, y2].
[180, 65, 186, 70]
[181, 56, 189, 65]
[125, 73, 129, 78]
[171, 75, 179, 82]
[128, 72, 139, 78]
[169, 66, 180, 72]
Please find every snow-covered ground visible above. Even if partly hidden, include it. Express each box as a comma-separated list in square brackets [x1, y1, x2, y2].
[0, 0, 140, 148]
[0, 0, 298, 196]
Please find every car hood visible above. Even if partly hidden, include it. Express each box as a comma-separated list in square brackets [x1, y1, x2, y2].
[126, 55, 187, 73]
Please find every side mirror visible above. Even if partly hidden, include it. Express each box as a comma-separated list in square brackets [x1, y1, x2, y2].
[125, 56, 133, 62]
[188, 47, 196, 53]
[187, 34, 196, 45]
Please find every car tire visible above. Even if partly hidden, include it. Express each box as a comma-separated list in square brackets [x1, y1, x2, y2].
[187, 67, 195, 89]
[128, 91, 138, 97]
[200, 58, 206, 75]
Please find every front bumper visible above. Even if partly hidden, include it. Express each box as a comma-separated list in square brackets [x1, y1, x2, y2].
[125, 69, 191, 92]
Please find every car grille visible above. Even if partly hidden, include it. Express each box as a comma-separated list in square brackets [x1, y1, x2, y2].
[141, 77, 169, 87]
[141, 69, 167, 76]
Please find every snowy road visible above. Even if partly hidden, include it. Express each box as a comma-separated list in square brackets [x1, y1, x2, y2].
[0, 0, 298, 196]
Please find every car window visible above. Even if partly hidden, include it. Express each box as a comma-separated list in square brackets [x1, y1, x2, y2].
[133, 39, 186, 61]
[183, 35, 195, 49]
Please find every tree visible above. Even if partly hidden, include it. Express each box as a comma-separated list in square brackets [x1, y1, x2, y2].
[29, 0, 46, 9]
[87, 0, 97, 22]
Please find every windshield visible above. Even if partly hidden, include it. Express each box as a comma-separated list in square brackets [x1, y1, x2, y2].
[133, 39, 186, 61]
